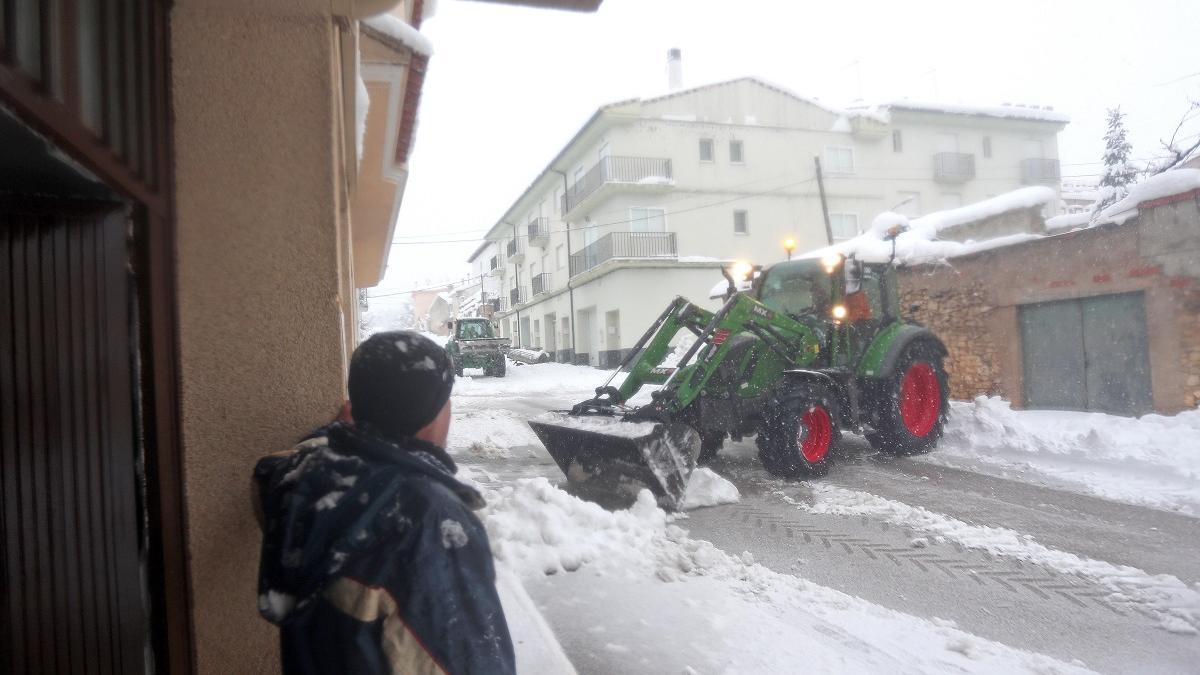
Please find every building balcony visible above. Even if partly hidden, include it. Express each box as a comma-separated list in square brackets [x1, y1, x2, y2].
[509, 287, 524, 307]
[933, 152, 976, 183]
[488, 254, 504, 277]
[569, 231, 677, 277]
[506, 237, 525, 263]
[532, 272, 553, 296]
[561, 156, 674, 216]
[527, 217, 550, 247]
[1020, 158, 1061, 184]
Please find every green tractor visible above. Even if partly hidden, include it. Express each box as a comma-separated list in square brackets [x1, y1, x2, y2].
[529, 246, 949, 509]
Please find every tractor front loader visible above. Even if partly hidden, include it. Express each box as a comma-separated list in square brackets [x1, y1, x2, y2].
[530, 251, 950, 510]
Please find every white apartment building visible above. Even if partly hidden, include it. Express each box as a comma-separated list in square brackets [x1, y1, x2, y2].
[469, 76, 1068, 367]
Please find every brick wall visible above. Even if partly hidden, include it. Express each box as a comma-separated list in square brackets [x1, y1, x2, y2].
[1183, 286, 1200, 408]
[895, 198, 1198, 413]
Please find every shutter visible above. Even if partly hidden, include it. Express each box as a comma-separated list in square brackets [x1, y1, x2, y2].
[1, 201, 150, 675]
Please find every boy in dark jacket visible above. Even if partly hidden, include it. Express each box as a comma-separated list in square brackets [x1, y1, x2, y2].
[254, 331, 515, 675]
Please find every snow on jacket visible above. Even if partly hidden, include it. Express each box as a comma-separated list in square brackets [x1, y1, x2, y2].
[254, 422, 515, 675]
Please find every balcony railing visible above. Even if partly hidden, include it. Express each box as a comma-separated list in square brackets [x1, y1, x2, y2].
[933, 152, 976, 182]
[527, 217, 550, 246]
[561, 156, 673, 214]
[532, 272, 553, 296]
[509, 287, 524, 306]
[1020, 158, 1061, 184]
[506, 237, 525, 262]
[569, 231, 677, 277]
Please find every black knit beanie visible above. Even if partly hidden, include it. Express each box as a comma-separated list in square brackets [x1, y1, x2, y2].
[348, 331, 455, 440]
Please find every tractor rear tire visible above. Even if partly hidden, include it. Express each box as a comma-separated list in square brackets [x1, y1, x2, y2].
[697, 431, 725, 464]
[867, 341, 949, 456]
[756, 380, 840, 478]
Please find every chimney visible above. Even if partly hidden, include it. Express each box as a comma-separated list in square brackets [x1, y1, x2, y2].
[667, 48, 683, 92]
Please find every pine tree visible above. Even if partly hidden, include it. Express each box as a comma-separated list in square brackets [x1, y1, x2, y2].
[1095, 107, 1137, 213]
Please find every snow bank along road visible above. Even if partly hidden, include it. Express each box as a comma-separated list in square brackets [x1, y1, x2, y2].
[448, 361, 1200, 674]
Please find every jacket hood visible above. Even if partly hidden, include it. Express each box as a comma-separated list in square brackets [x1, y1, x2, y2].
[254, 423, 483, 625]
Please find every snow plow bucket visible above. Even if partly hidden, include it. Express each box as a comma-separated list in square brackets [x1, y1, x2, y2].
[529, 413, 701, 510]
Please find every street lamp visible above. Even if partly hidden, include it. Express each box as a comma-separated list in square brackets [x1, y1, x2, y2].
[783, 237, 797, 260]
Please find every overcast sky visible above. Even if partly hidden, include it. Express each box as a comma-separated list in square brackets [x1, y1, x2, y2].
[376, 0, 1200, 293]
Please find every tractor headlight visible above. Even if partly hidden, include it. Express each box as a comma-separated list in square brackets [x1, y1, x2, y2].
[730, 260, 753, 282]
[821, 252, 844, 274]
[831, 304, 848, 320]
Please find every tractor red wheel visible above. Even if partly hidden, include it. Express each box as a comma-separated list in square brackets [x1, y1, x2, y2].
[899, 362, 941, 438]
[757, 380, 839, 478]
[799, 405, 833, 463]
[867, 341, 949, 456]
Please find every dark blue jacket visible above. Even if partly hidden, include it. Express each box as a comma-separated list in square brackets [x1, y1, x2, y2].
[254, 422, 515, 675]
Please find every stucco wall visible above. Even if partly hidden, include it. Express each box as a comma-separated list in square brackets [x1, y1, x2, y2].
[172, 2, 348, 672]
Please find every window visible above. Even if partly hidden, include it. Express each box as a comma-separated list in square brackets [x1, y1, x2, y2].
[556, 244, 565, 269]
[630, 207, 666, 232]
[824, 146, 854, 174]
[598, 142, 610, 160]
[533, 319, 541, 347]
[555, 187, 563, 214]
[729, 140, 744, 163]
[982, 136, 992, 158]
[892, 129, 903, 153]
[829, 213, 859, 241]
[733, 210, 749, 235]
[699, 138, 714, 162]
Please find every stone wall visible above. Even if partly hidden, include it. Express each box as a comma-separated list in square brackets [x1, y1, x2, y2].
[898, 275, 1001, 400]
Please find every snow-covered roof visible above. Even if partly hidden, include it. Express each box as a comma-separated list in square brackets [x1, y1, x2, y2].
[1095, 168, 1200, 225]
[362, 14, 433, 56]
[801, 187, 1055, 265]
[849, 100, 1069, 124]
[1045, 212, 1091, 231]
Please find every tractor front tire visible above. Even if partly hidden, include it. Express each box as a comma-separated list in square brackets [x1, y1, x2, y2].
[756, 381, 839, 479]
[867, 341, 949, 456]
[491, 358, 507, 378]
[697, 431, 725, 464]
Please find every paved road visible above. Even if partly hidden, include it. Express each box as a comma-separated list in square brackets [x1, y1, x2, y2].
[455, 389, 1200, 673]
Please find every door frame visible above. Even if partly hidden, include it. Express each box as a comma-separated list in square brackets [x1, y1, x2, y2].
[0, 10, 193, 673]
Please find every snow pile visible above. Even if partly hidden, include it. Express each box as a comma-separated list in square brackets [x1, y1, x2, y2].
[1096, 168, 1200, 225]
[1045, 212, 1091, 231]
[933, 397, 1200, 515]
[912, 186, 1053, 234]
[481, 478, 1091, 673]
[794, 484, 1200, 635]
[681, 468, 740, 510]
[798, 188, 1054, 265]
[362, 15, 434, 56]
[448, 408, 542, 458]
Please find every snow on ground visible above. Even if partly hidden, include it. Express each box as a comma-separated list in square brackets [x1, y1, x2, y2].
[477, 478, 1091, 673]
[789, 484, 1200, 635]
[928, 397, 1200, 516]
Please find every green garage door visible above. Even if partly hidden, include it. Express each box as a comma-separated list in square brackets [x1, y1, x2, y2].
[1019, 292, 1153, 415]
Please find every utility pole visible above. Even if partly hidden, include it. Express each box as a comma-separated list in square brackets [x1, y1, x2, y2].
[551, 169, 577, 363]
[814, 156, 834, 245]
